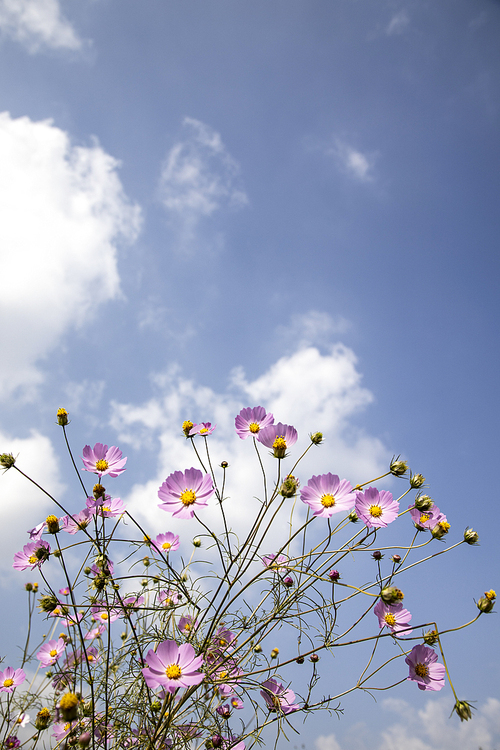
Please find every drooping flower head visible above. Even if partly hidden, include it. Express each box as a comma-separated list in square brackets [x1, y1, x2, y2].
[37, 639, 67, 668]
[260, 678, 299, 714]
[374, 600, 412, 636]
[258, 422, 298, 458]
[355, 487, 399, 528]
[158, 468, 214, 519]
[405, 644, 446, 691]
[81, 443, 127, 478]
[189, 422, 216, 437]
[235, 406, 274, 440]
[0, 667, 26, 693]
[142, 639, 204, 693]
[13, 540, 50, 571]
[152, 532, 180, 554]
[300, 473, 356, 518]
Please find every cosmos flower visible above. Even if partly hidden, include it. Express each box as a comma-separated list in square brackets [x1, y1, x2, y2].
[189, 422, 216, 436]
[0, 668, 25, 693]
[61, 509, 92, 534]
[84, 624, 107, 641]
[119, 595, 145, 615]
[152, 532, 180, 554]
[405, 644, 446, 691]
[91, 603, 120, 625]
[158, 468, 214, 519]
[234, 406, 274, 440]
[158, 590, 179, 607]
[4, 737, 20, 749]
[87, 495, 126, 518]
[13, 540, 50, 571]
[229, 697, 244, 710]
[374, 600, 412, 636]
[260, 678, 299, 714]
[355, 487, 399, 528]
[300, 473, 356, 518]
[81, 443, 127, 478]
[258, 423, 298, 458]
[36, 639, 66, 667]
[142, 640, 204, 693]
[409, 503, 442, 530]
[262, 553, 288, 573]
[178, 616, 198, 635]
[12, 713, 30, 728]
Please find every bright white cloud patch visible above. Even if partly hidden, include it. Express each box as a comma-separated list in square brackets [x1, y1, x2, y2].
[0, 112, 141, 397]
[110, 343, 387, 541]
[159, 117, 248, 252]
[329, 138, 377, 182]
[0, 430, 65, 580]
[276, 310, 351, 350]
[386, 10, 410, 36]
[0, 0, 82, 52]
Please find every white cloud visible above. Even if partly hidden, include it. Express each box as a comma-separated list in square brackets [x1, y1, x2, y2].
[386, 10, 410, 36]
[159, 117, 248, 253]
[328, 139, 377, 182]
[0, 0, 83, 52]
[315, 734, 343, 750]
[0, 429, 65, 580]
[0, 112, 141, 398]
[276, 310, 351, 350]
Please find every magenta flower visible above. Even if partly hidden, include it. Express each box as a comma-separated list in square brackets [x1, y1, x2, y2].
[178, 615, 198, 635]
[4, 737, 20, 749]
[0, 667, 25, 693]
[13, 540, 50, 571]
[84, 624, 107, 640]
[158, 590, 179, 607]
[262, 553, 288, 573]
[120, 595, 145, 615]
[300, 473, 356, 518]
[27, 521, 45, 541]
[355, 487, 399, 528]
[258, 422, 298, 458]
[260, 678, 299, 714]
[409, 503, 442, 530]
[235, 406, 274, 440]
[406, 644, 446, 691]
[142, 639, 204, 693]
[61, 509, 92, 534]
[229, 697, 244, 710]
[152, 532, 180, 554]
[158, 468, 214, 519]
[52, 722, 78, 742]
[65, 647, 100, 668]
[81, 443, 127, 478]
[91, 603, 120, 625]
[189, 422, 216, 436]
[374, 600, 412, 636]
[36, 638, 66, 667]
[87, 495, 126, 517]
[59, 587, 70, 596]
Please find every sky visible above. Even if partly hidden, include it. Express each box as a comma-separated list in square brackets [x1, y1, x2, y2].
[0, 0, 499, 747]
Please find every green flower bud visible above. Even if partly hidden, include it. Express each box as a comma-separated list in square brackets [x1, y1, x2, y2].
[464, 528, 479, 545]
[270, 648, 279, 659]
[220, 461, 229, 469]
[193, 538, 202, 547]
[381, 586, 404, 604]
[452, 700, 475, 722]
[0, 453, 16, 470]
[410, 472, 425, 489]
[423, 628, 439, 645]
[38, 594, 60, 613]
[25, 582, 33, 592]
[310, 432, 323, 445]
[477, 590, 496, 613]
[414, 494, 434, 512]
[35, 708, 51, 730]
[431, 521, 451, 539]
[280, 474, 300, 498]
[56, 408, 69, 426]
[348, 510, 359, 523]
[253, 644, 262, 653]
[151, 701, 161, 712]
[390, 456, 408, 476]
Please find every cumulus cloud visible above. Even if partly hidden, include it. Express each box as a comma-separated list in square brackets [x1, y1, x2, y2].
[0, 429, 65, 581]
[0, 111, 141, 397]
[386, 10, 410, 36]
[0, 0, 83, 52]
[159, 117, 248, 253]
[328, 138, 377, 182]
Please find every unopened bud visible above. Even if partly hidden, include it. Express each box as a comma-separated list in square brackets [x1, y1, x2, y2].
[348, 510, 359, 523]
[141, 579, 148, 586]
[310, 432, 323, 445]
[423, 628, 439, 645]
[78, 732, 91, 747]
[310, 653, 319, 663]
[193, 538, 202, 547]
[211, 735, 223, 748]
[328, 569, 340, 582]
[452, 700, 475, 722]
[296, 656, 304, 664]
[410, 472, 425, 489]
[0, 453, 16, 470]
[390, 456, 408, 476]
[280, 475, 300, 498]
[143, 556, 150, 566]
[59, 692, 79, 721]
[84, 567, 91, 575]
[56, 408, 69, 426]
[391, 554, 401, 564]
[38, 594, 59, 613]
[414, 494, 434, 512]
[283, 576, 293, 588]
[93, 484, 106, 500]
[150, 701, 161, 712]
[270, 648, 279, 659]
[381, 586, 404, 604]
[35, 708, 51, 730]
[464, 528, 479, 545]
[477, 590, 496, 613]
[253, 644, 262, 653]
[220, 461, 229, 469]
[372, 550, 383, 560]
[25, 583, 33, 592]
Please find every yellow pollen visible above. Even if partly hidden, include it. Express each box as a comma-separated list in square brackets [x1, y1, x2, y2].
[199, 427, 208, 434]
[249, 422, 260, 433]
[64, 723, 71, 732]
[49, 649, 58, 657]
[102, 507, 110, 513]
[183, 623, 191, 631]
[384, 613, 396, 626]
[218, 670, 229, 680]
[3, 678, 14, 687]
[162, 542, 171, 550]
[273, 436, 287, 450]
[231, 699, 238, 707]
[182, 420, 193, 431]
[165, 664, 181, 679]
[100, 613, 108, 620]
[419, 514, 430, 524]
[88, 655, 94, 662]
[180, 489, 196, 506]
[369, 505, 383, 518]
[415, 663, 429, 678]
[485, 590, 496, 600]
[95, 459, 109, 472]
[439, 521, 450, 532]
[29, 555, 37, 564]
[321, 494, 336, 508]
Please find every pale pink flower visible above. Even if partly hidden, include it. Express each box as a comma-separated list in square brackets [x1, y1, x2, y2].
[142, 640, 204, 693]
[81, 443, 127, 478]
[374, 600, 412, 636]
[36, 638, 66, 667]
[355, 487, 399, 528]
[235, 406, 274, 439]
[260, 678, 298, 714]
[258, 423, 298, 458]
[0, 667, 25, 693]
[158, 468, 214, 519]
[406, 644, 446, 691]
[300, 473, 355, 518]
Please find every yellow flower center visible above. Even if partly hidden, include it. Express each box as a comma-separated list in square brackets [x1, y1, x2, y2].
[384, 613, 396, 626]
[200, 427, 208, 434]
[165, 664, 181, 679]
[419, 514, 430, 524]
[100, 613, 108, 620]
[415, 663, 428, 678]
[162, 542, 171, 550]
[249, 422, 260, 433]
[439, 521, 450, 533]
[180, 489, 196, 506]
[219, 638, 227, 646]
[102, 507, 110, 513]
[321, 494, 336, 508]
[485, 590, 496, 600]
[182, 420, 193, 432]
[29, 555, 38, 564]
[183, 623, 191, 631]
[218, 670, 229, 680]
[369, 505, 383, 518]
[88, 654, 94, 662]
[49, 649, 58, 657]
[273, 436, 287, 450]
[95, 459, 109, 472]
[3, 678, 14, 687]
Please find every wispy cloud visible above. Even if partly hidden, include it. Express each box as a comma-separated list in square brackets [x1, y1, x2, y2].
[0, 0, 83, 52]
[276, 310, 351, 351]
[386, 10, 410, 36]
[0, 111, 141, 398]
[159, 117, 248, 254]
[328, 138, 377, 182]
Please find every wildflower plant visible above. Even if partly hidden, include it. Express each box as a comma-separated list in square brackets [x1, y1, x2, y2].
[0, 406, 494, 750]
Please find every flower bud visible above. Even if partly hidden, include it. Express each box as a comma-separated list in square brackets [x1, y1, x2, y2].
[372, 550, 383, 560]
[328, 569, 340, 582]
[182, 420, 194, 437]
[93, 483, 106, 500]
[220, 461, 229, 469]
[423, 628, 439, 645]
[211, 735, 223, 748]
[253, 644, 262, 653]
[25, 582, 33, 592]
[52, 549, 61, 558]
[280, 475, 300, 498]
[0, 453, 16, 470]
[310, 653, 319, 662]
[414, 494, 434, 512]
[381, 587, 404, 604]
[270, 648, 279, 659]
[452, 700, 475, 722]
[46, 515, 60, 534]
[33, 582, 39, 591]
[56, 408, 69, 426]
[477, 590, 496, 613]
[121, 632, 127, 640]
[431, 521, 451, 539]
[38, 594, 60, 613]
[59, 692, 79, 721]
[310, 432, 323, 445]
[296, 656, 304, 664]
[410, 472, 425, 489]
[283, 576, 294, 588]
[150, 701, 161, 712]
[78, 732, 91, 747]
[35, 708, 51, 730]
[84, 567, 91, 575]
[141, 579, 148, 586]
[193, 538, 202, 548]
[348, 510, 359, 523]
[390, 456, 408, 476]
[143, 556, 150, 567]
[464, 528, 479, 545]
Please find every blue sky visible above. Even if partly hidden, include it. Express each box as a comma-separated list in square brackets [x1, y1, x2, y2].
[0, 1, 499, 748]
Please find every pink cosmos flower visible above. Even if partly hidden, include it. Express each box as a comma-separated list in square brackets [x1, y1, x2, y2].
[142, 639, 204, 693]
[5, 737, 20, 749]
[158, 468, 214, 519]
[212, 657, 242, 697]
[0, 667, 26, 693]
[152, 532, 180, 554]
[36, 638, 66, 667]
[13, 540, 50, 571]
[405, 644, 446, 691]
[258, 423, 298, 458]
[189, 422, 216, 437]
[59, 587, 70, 596]
[262, 553, 288, 573]
[120, 595, 145, 615]
[87, 495, 126, 518]
[60, 612, 83, 628]
[52, 722, 78, 742]
[158, 590, 179, 607]
[61, 509, 92, 534]
[92, 603, 120, 625]
[84, 624, 107, 640]
[27, 521, 46, 541]
[355, 487, 399, 528]
[65, 647, 100, 668]
[235, 406, 274, 440]
[212, 627, 237, 651]
[81, 443, 127, 478]
[408, 503, 442, 530]
[374, 600, 412, 636]
[260, 678, 299, 714]
[178, 615, 198, 635]
[300, 473, 356, 518]
[229, 697, 244, 710]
